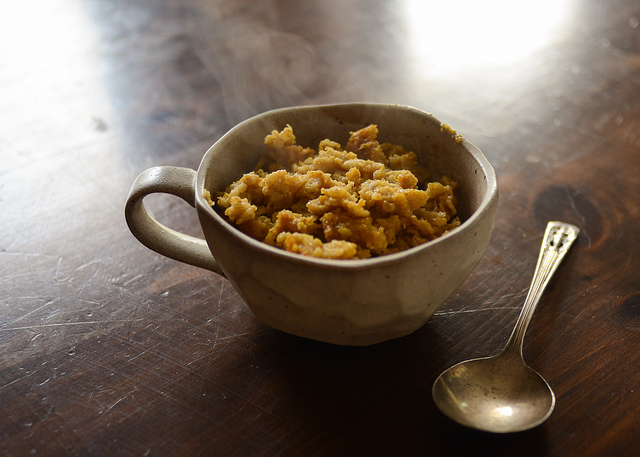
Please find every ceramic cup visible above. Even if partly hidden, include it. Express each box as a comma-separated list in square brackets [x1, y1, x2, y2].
[125, 104, 498, 345]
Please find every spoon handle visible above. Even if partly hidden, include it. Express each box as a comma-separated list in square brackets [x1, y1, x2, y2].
[504, 221, 580, 356]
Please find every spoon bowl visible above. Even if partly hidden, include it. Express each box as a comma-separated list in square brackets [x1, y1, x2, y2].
[433, 350, 556, 433]
[432, 221, 579, 433]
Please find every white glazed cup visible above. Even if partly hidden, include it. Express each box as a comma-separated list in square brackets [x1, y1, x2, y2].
[125, 104, 498, 345]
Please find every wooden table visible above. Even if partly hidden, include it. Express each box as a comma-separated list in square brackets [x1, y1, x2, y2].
[2, 1, 639, 455]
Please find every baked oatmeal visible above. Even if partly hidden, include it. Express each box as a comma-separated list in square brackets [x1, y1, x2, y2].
[207, 124, 460, 259]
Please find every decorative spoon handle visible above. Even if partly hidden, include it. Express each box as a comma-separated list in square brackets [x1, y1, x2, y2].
[504, 221, 580, 356]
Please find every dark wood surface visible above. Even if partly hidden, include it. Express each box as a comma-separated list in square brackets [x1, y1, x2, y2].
[2, 1, 639, 455]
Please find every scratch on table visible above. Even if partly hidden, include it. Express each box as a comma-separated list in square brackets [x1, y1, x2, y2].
[102, 396, 127, 416]
[433, 287, 527, 317]
[224, 385, 281, 421]
[186, 329, 270, 369]
[205, 281, 225, 350]
[0, 367, 39, 393]
[0, 251, 56, 258]
[75, 259, 102, 271]
[53, 256, 69, 283]
[565, 187, 591, 247]
[126, 341, 164, 363]
[0, 320, 133, 332]
[122, 274, 148, 287]
[434, 306, 520, 317]
[0, 267, 53, 281]
[3, 299, 57, 327]
[39, 405, 55, 424]
[78, 298, 102, 305]
[116, 401, 149, 425]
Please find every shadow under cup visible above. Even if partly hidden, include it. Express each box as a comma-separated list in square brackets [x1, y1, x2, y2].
[193, 104, 498, 346]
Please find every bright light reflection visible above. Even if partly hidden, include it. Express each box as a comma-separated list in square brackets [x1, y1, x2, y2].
[496, 406, 513, 417]
[0, 0, 116, 156]
[403, 0, 573, 73]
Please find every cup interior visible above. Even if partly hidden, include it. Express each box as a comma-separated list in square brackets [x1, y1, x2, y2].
[199, 103, 494, 233]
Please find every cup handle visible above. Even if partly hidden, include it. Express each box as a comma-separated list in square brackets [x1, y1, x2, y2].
[125, 166, 224, 276]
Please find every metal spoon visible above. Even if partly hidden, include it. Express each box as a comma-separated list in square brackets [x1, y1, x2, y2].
[432, 221, 579, 433]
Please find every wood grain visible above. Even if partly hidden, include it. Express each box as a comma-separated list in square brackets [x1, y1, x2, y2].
[1, 0, 639, 455]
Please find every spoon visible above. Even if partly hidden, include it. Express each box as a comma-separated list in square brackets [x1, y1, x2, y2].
[432, 221, 579, 433]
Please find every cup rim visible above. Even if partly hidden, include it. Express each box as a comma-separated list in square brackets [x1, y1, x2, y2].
[195, 103, 498, 268]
